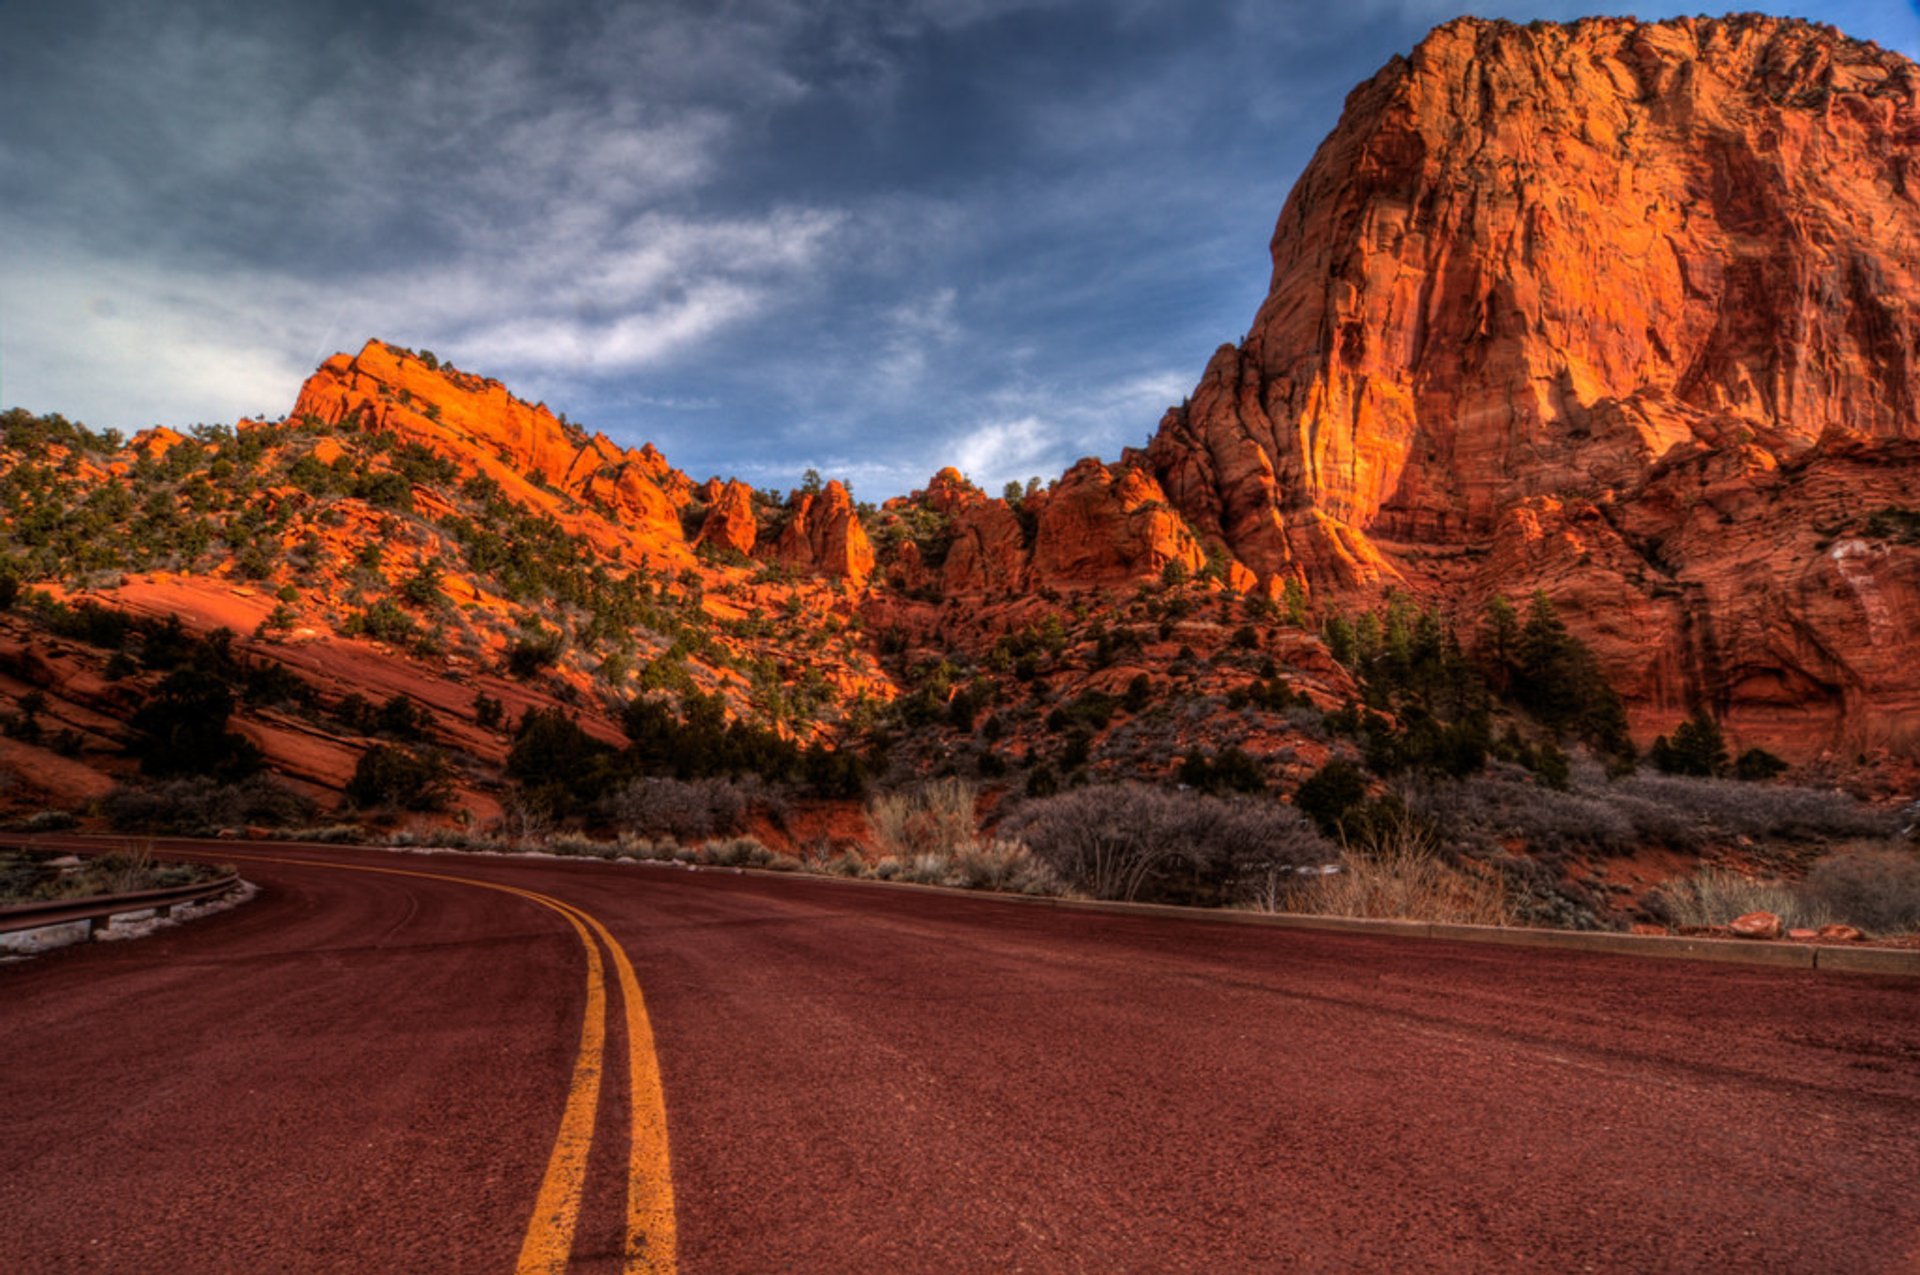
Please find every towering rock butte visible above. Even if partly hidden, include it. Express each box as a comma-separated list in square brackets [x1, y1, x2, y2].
[1138, 13, 1920, 754]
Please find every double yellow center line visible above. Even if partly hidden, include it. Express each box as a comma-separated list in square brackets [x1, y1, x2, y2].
[219, 850, 676, 1274]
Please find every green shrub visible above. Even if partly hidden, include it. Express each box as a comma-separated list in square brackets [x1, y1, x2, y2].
[506, 630, 564, 678]
[1178, 746, 1266, 794]
[1733, 747, 1789, 781]
[1650, 709, 1729, 777]
[347, 599, 417, 645]
[1293, 759, 1369, 838]
[346, 744, 452, 810]
[102, 776, 313, 834]
[128, 667, 263, 780]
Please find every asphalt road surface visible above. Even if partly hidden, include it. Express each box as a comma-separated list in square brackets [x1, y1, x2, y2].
[3, 838, 1917, 1273]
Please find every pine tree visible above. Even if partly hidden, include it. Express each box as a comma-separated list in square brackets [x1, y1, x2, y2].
[1652, 708, 1729, 777]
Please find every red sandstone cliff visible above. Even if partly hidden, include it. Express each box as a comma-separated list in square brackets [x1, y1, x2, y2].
[1135, 14, 1920, 755]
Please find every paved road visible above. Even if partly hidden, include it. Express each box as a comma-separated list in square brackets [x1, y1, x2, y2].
[3, 840, 1917, 1273]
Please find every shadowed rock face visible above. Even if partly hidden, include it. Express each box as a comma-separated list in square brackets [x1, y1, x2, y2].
[1135, 14, 1920, 754]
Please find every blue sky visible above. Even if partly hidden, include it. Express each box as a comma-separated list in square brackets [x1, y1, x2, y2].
[3, 1, 1916, 497]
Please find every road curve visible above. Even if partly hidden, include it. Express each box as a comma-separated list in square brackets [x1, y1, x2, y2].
[3, 839, 1918, 1273]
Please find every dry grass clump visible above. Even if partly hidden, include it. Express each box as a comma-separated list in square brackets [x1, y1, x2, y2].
[1653, 868, 1833, 930]
[858, 781, 1062, 894]
[390, 827, 508, 852]
[289, 824, 368, 844]
[1646, 843, 1920, 935]
[1282, 819, 1516, 927]
[867, 778, 979, 860]
[948, 840, 1060, 894]
[701, 836, 775, 868]
[546, 833, 622, 860]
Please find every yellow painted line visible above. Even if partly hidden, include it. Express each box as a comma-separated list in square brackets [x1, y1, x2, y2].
[208, 848, 677, 1274]
[567, 907, 677, 1274]
[513, 901, 606, 1275]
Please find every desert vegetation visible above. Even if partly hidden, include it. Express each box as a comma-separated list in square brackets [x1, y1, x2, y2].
[1001, 782, 1327, 905]
[1650, 844, 1920, 936]
[0, 842, 223, 905]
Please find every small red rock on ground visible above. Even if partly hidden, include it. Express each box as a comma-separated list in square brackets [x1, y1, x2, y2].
[1729, 911, 1784, 940]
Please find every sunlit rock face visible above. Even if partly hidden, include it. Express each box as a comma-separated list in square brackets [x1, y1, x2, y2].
[1134, 14, 1920, 755]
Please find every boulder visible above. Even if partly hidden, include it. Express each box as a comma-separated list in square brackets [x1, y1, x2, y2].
[1728, 911, 1784, 940]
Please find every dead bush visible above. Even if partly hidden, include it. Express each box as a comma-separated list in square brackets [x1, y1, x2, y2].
[1610, 774, 1892, 844]
[1003, 782, 1329, 905]
[1406, 770, 1894, 860]
[607, 776, 756, 843]
[1803, 843, 1920, 934]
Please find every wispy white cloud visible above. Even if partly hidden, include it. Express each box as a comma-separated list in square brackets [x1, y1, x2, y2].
[872, 286, 962, 395]
[950, 415, 1058, 487]
[0, 235, 311, 427]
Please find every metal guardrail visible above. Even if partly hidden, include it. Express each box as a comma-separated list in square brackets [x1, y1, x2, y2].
[0, 873, 241, 938]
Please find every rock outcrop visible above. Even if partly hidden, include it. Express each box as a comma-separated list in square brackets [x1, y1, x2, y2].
[875, 461, 1219, 598]
[769, 481, 874, 584]
[695, 479, 760, 558]
[1026, 460, 1209, 589]
[292, 340, 694, 559]
[1135, 14, 1920, 756]
[288, 340, 870, 584]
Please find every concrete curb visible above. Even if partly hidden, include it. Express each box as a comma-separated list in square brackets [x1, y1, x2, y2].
[715, 863, 1920, 978]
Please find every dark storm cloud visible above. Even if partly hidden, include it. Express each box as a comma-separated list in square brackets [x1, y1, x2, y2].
[3, 0, 1916, 493]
